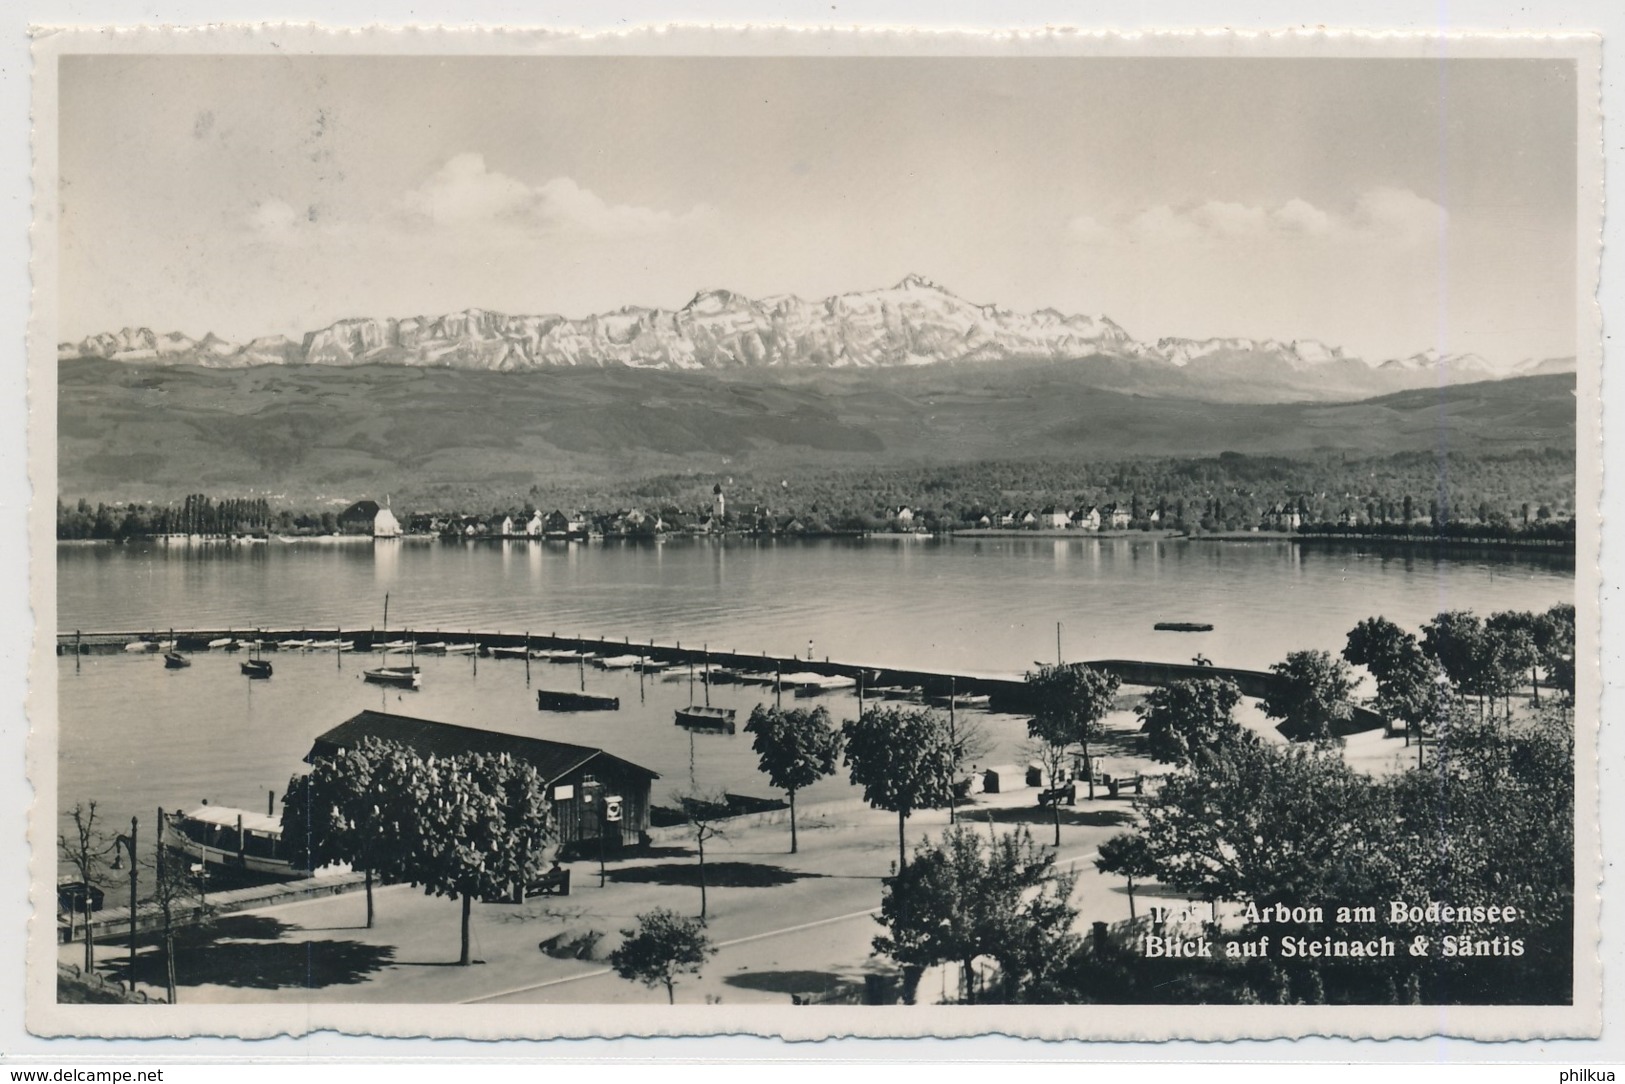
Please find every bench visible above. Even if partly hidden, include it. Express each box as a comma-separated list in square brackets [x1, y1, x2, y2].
[516, 868, 571, 900]
[1037, 785, 1076, 808]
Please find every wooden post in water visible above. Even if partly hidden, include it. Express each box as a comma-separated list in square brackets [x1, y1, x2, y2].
[471, 632, 478, 677]
[383, 592, 390, 632]
[579, 653, 586, 692]
[775, 663, 783, 709]
[703, 645, 710, 708]
[639, 653, 645, 703]
[337, 627, 343, 670]
[858, 670, 865, 716]
[524, 632, 531, 685]
[75, 629, 81, 672]
[1057, 622, 1063, 666]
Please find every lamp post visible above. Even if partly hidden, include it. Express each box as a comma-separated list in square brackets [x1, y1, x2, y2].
[109, 816, 138, 993]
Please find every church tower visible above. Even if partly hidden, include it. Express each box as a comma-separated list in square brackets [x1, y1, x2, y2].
[712, 483, 726, 520]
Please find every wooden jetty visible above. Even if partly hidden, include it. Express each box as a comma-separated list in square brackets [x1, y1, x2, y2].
[57, 627, 1389, 738]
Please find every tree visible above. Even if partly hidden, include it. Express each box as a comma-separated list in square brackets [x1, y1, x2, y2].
[1094, 831, 1157, 920]
[1134, 736, 1377, 907]
[1260, 650, 1355, 741]
[1422, 610, 1492, 710]
[873, 824, 1078, 1003]
[610, 907, 717, 1004]
[412, 752, 554, 965]
[675, 790, 730, 921]
[743, 704, 841, 854]
[1343, 617, 1445, 746]
[1025, 663, 1121, 827]
[58, 802, 108, 974]
[1538, 602, 1576, 705]
[842, 706, 958, 872]
[1486, 611, 1540, 715]
[146, 839, 210, 1003]
[1136, 677, 1244, 768]
[281, 737, 422, 928]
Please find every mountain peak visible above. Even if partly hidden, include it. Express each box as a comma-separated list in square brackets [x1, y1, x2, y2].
[892, 273, 944, 292]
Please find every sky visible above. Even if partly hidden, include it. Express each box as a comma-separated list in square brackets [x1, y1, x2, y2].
[56, 55, 1579, 365]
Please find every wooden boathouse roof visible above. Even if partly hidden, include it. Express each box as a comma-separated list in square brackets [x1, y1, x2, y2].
[308, 710, 660, 785]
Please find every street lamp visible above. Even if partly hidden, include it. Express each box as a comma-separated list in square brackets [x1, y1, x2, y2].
[108, 816, 138, 993]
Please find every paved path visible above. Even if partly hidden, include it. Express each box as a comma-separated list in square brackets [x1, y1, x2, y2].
[62, 788, 1145, 1005]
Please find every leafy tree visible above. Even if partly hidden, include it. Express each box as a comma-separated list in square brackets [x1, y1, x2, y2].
[1539, 602, 1576, 704]
[1422, 610, 1492, 709]
[1025, 663, 1122, 828]
[1094, 831, 1157, 920]
[842, 706, 958, 872]
[412, 751, 554, 965]
[873, 824, 1078, 1003]
[281, 737, 422, 928]
[1486, 611, 1540, 715]
[743, 704, 842, 853]
[610, 907, 717, 1004]
[1134, 736, 1376, 907]
[57, 802, 108, 973]
[1343, 617, 1446, 745]
[1260, 650, 1355, 741]
[1136, 677, 1244, 768]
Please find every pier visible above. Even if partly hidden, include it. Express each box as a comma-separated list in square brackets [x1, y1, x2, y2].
[57, 627, 1386, 736]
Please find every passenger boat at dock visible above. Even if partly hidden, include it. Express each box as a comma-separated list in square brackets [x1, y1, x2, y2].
[675, 705, 737, 734]
[363, 665, 421, 689]
[161, 806, 310, 881]
[536, 688, 620, 711]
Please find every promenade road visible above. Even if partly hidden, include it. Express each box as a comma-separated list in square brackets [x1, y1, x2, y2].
[63, 787, 1148, 1006]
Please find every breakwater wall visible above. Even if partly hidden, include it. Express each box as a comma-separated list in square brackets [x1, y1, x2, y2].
[56, 628, 1385, 737]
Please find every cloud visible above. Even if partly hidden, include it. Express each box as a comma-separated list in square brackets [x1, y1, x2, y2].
[397, 153, 715, 236]
[1071, 188, 1447, 247]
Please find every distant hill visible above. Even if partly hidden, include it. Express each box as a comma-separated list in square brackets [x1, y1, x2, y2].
[57, 276, 1574, 405]
[57, 358, 1576, 503]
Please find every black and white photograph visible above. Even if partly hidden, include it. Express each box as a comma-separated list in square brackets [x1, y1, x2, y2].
[27, 27, 1601, 1041]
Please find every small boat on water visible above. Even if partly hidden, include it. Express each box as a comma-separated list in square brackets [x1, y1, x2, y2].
[488, 645, 530, 659]
[536, 688, 620, 711]
[279, 638, 313, 649]
[633, 659, 671, 673]
[441, 643, 478, 655]
[307, 639, 355, 651]
[417, 641, 474, 655]
[207, 637, 240, 650]
[675, 705, 737, 734]
[161, 806, 309, 881]
[163, 651, 190, 669]
[240, 659, 273, 679]
[374, 640, 414, 652]
[782, 672, 858, 697]
[364, 665, 420, 689]
[595, 654, 641, 670]
[1154, 622, 1215, 633]
[125, 639, 173, 653]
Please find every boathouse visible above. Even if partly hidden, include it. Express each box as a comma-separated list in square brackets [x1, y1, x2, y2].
[306, 711, 659, 856]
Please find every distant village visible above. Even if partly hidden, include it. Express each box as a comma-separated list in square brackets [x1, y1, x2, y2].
[56, 479, 1576, 547]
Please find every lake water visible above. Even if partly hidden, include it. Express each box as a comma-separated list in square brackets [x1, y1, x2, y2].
[54, 536, 1573, 850]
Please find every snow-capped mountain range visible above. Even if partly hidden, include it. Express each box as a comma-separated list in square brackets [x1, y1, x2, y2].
[58, 275, 1570, 386]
